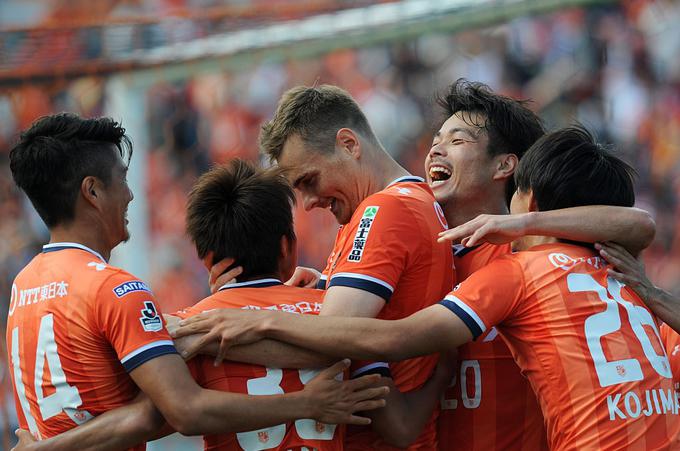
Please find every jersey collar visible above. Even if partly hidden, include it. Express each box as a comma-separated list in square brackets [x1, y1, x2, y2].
[42, 242, 107, 263]
[387, 175, 424, 187]
[452, 243, 481, 258]
[217, 278, 283, 292]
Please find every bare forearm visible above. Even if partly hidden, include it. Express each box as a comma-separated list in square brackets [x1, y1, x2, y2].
[182, 389, 312, 435]
[263, 306, 463, 361]
[645, 287, 680, 334]
[525, 206, 655, 255]
[24, 397, 166, 451]
[226, 340, 335, 368]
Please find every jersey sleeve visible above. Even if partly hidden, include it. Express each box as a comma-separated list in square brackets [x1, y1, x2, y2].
[328, 195, 413, 302]
[95, 272, 177, 372]
[438, 256, 524, 340]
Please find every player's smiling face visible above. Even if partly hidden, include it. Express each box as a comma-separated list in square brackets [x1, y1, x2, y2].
[425, 112, 494, 209]
[100, 152, 134, 247]
[278, 133, 360, 225]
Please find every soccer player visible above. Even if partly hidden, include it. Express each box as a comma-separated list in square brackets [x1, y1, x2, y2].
[175, 126, 680, 450]
[6, 113, 386, 450]
[253, 84, 453, 450]
[424, 80, 655, 451]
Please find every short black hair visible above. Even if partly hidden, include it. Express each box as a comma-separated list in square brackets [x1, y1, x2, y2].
[9, 113, 132, 228]
[437, 79, 545, 205]
[186, 159, 296, 282]
[515, 125, 636, 211]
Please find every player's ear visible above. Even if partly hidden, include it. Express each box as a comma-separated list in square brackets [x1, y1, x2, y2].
[527, 189, 539, 213]
[81, 176, 101, 207]
[336, 128, 361, 160]
[492, 153, 518, 181]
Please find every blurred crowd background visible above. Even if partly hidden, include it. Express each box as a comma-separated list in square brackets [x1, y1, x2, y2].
[1, 0, 679, 447]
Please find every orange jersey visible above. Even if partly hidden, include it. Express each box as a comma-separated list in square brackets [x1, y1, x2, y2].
[176, 279, 343, 451]
[440, 243, 680, 450]
[320, 177, 454, 450]
[660, 323, 680, 398]
[6, 243, 175, 446]
[438, 243, 548, 451]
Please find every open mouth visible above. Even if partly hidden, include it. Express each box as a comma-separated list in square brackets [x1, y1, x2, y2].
[429, 165, 452, 183]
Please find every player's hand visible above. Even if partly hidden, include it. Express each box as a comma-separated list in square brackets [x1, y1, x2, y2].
[303, 359, 389, 425]
[208, 257, 243, 294]
[286, 266, 322, 288]
[11, 429, 37, 451]
[171, 309, 270, 364]
[595, 242, 656, 302]
[438, 213, 531, 247]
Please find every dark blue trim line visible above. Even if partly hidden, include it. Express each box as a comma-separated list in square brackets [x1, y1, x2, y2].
[438, 299, 482, 340]
[316, 277, 327, 290]
[219, 281, 283, 291]
[453, 245, 481, 258]
[394, 177, 424, 184]
[353, 366, 392, 379]
[328, 276, 392, 302]
[122, 345, 177, 372]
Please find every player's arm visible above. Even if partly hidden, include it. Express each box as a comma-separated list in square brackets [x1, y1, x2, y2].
[165, 314, 334, 367]
[597, 241, 680, 333]
[368, 351, 456, 447]
[12, 393, 170, 451]
[173, 304, 471, 363]
[440, 206, 655, 255]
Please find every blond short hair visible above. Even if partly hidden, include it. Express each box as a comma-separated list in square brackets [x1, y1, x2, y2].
[259, 84, 377, 162]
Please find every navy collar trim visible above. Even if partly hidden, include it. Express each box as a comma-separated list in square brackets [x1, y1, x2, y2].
[387, 175, 424, 186]
[217, 278, 283, 292]
[42, 242, 107, 263]
[453, 243, 481, 258]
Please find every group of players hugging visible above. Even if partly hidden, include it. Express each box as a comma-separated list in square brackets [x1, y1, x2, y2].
[6, 79, 680, 450]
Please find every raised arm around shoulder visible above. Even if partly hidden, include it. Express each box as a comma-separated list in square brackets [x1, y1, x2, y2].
[168, 313, 333, 367]
[264, 304, 470, 361]
[524, 206, 655, 255]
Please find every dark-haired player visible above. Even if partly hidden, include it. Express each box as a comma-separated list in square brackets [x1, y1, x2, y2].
[176, 126, 680, 450]
[6, 113, 386, 450]
[426, 80, 655, 451]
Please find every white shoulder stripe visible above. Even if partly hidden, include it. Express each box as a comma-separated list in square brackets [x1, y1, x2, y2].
[330, 272, 394, 292]
[444, 295, 487, 333]
[121, 340, 174, 363]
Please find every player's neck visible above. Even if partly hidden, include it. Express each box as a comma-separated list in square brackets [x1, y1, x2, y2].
[513, 235, 558, 251]
[366, 147, 411, 194]
[443, 195, 509, 232]
[236, 272, 282, 284]
[49, 223, 113, 262]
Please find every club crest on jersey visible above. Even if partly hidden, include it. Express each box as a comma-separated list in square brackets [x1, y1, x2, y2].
[347, 206, 379, 262]
[139, 301, 162, 332]
[113, 280, 153, 298]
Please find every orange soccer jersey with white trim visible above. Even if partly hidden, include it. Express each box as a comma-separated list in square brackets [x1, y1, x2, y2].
[176, 279, 343, 451]
[438, 243, 548, 451]
[320, 176, 454, 451]
[6, 243, 176, 446]
[440, 243, 680, 450]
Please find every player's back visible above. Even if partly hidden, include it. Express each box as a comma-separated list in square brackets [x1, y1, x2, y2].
[486, 244, 680, 450]
[178, 279, 343, 451]
[6, 243, 175, 443]
[438, 243, 547, 451]
[322, 178, 453, 450]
